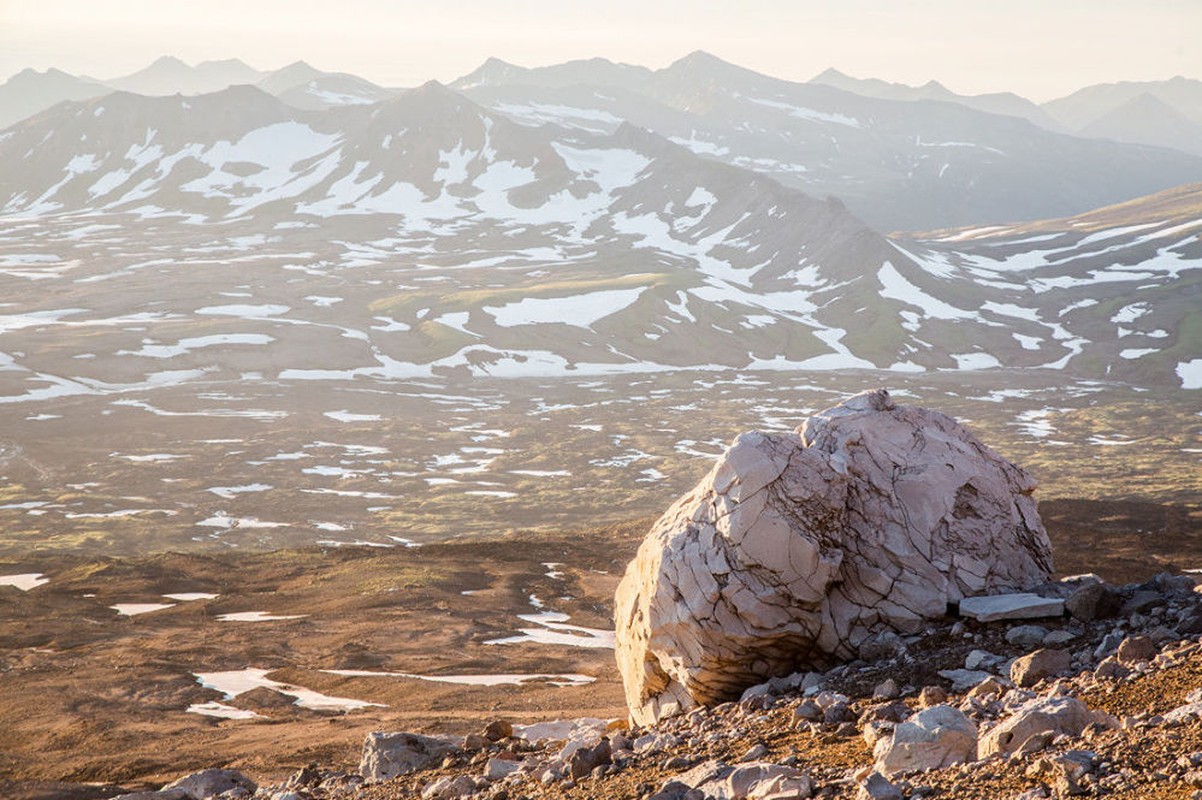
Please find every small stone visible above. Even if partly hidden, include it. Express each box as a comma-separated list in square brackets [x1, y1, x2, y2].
[938, 668, 994, 692]
[738, 743, 769, 762]
[1065, 583, 1121, 622]
[1094, 630, 1124, 659]
[421, 775, 478, 799]
[462, 734, 489, 751]
[662, 755, 693, 771]
[568, 738, 612, 781]
[485, 758, 522, 780]
[1007, 624, 1050, 647]
[1122, 590, 1165, 615]
[917, 686, 947, 708]
[1042, 629, 1077, 647]
[1010, 649, 1072, 688]
[161, 770, 257, 800]
[1115, 635, 1157, 665]
[1093, 656, 1131, 681]
[966, 676, 1008, 701]
[979, 696, 1117, 756]
[857, 771, 903, 800]
[964, 649, 997, 670]
[483, 719, 514, 741]
[859, 631, 905, 661]
[824, 702, 857, 725]
[360, 732, 460, 782]
[793, 700, 823, 724]
[959, 593, 1064, 623]
[873, 705, 978, 776]
[1177, 609, 1202, 635]
[859, 701, 912, 726]
[873, 678, 899, 700]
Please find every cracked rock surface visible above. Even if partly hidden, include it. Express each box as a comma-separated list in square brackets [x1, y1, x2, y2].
[614, 389, 1054, 726]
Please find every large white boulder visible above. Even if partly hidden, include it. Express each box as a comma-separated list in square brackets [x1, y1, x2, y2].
[614, 389, 1053, 725]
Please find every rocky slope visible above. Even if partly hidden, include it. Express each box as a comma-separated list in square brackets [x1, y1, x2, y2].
[7, 53, 1202, 231]
[451, 51, 1202, 231]
[89, 569, 1202, 800]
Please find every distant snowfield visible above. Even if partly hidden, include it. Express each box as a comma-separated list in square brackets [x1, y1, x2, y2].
[323, 669, 595, 687]
[111, 602, 175, 616]
[0, 572, 49, 591]
[484, 287, 646, 328]
[195, 668, 381, 712]
[1178, 360, 1202, 390]
[216, 611, 307, 622]
[485, 610, 616, 649]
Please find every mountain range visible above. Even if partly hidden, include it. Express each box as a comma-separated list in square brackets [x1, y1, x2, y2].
[7, 52, 1202, 232]
[0, 76, 1197, 392]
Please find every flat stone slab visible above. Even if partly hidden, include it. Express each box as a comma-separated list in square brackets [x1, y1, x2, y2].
[959, 593, 1064, 623]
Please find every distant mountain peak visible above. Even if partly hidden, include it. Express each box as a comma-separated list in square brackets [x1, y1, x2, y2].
[270, 61, 322, 82]
[481, 56, 518, 69]
[671, 50, 733, 70]
[450, 57, 527, 89]
[414, 79, 452, 94]
[812, 67, 853, 82]
[198, 57, 254, 69]
[148, 55, 189, 69]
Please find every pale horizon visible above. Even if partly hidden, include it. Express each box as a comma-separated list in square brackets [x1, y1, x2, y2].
[2, 0, 1200, 103]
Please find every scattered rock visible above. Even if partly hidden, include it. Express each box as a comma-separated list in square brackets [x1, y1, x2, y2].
[1025, 750, 1096, 797]
[859, 701, 912, 726]
[959, 593, 1064, 623]
[568, 738, 612, 781]
[1115, 635, 1157, 665]
[113, 790, 190, 800]
[872, 678, 899, 700]
[857, 771, 903, 800]
[1006, 624, 1049, 647]
[938, 668, 994, 692]
[1093, 630, 1124, 659]
[483, 719, 513, 741]
[1065, 582, 1120, 621]
[485, 757, 522, 780]
[792, 700, 823, 724]
[614, 390, 1053, 724]
[697, 762, 813, 800]
[1093, 656, 1131, 680]
[917, 686, 947, 708]
[1042, 629, 1076, 647]
[162, 769, 256, 800]
[360, 732, 459, 782]
[965, 675, 1008, 701]
[737, 743, 769, 763]
[979, 697, 1117, 756]
[873, 704, 977, 776]
[1177, 608, 1202, 635]
[1010, 648, 1072, 687]
[1122, 590, 1165, 615]
[964, 649, 998, 670]
[421, 775, 479, 799]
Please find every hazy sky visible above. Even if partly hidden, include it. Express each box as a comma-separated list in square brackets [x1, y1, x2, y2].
[2, 0, 1198, 101]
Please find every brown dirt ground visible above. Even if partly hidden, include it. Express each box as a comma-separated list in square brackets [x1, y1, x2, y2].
[0, 501, 1199, 796]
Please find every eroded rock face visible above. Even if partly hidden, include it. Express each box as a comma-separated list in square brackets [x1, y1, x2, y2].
[614, 389, 1053, 725]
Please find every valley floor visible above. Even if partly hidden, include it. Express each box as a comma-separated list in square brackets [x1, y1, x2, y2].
[1, 504, 1199, 795]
